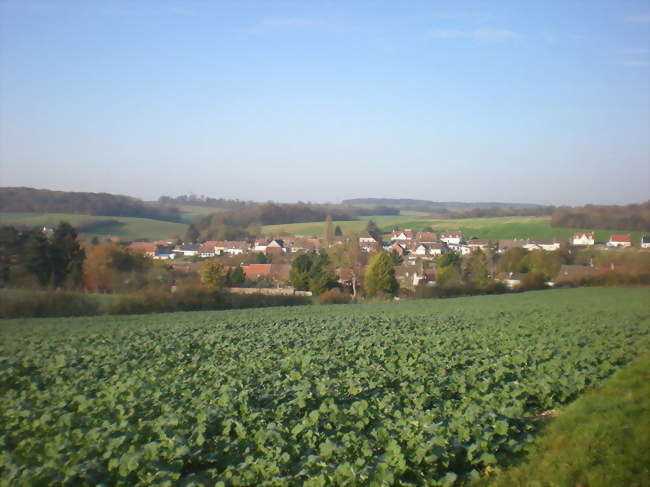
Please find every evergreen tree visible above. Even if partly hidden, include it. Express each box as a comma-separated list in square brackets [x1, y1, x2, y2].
[289, 252, 314, 291]
[364, 252, 398, 297]
[226, 266, 246, 287]
[366, 220, 382, 243]
[185, 224, 200, 243]
[334, 225, 342, 237]
[50, 222, 85, 288]
[289, 251, 338, 295]
[23, 229, 51, 287]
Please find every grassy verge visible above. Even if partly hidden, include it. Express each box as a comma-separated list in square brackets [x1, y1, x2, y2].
[475, 353, 650, 487]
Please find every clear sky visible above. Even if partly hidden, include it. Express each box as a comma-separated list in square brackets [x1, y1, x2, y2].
[1, 1, 648, 205]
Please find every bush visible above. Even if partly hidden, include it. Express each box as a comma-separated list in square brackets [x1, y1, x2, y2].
[106, 288, 311, 315]
[0, 291, 100, 319]
[317, 289, 352, 305]
[516, 272, 547, 291]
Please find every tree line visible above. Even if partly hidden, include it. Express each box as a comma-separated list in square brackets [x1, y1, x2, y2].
[158, 194, 256, 209]
[550, 201, 650, 232]
[0, 223, 85, 288]
[192, 203, 355, 241]
[0, 187, 182, 222]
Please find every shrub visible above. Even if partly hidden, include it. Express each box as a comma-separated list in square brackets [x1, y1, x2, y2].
[516, 272, 547, 291]
[317, 289, 352, 305]
[106, 288, 311, 315]
[0, 291, 100, 319]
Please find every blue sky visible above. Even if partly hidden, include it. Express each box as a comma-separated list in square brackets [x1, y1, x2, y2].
[0, 1, 648, 205]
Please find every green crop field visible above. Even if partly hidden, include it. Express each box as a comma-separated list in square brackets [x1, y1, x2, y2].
[1, 288, 649, 486]
[262, 215, 646, 243]
[0, 212, 188, 241]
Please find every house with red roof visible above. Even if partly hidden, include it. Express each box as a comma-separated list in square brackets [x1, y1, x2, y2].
[415, 232, 437, 244]
[391, 229, 413, 241]
[128, 242, 157, 257]
[607, 234, 631, 248]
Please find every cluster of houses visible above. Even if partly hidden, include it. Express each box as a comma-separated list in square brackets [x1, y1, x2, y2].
[129, 230, 648, 263]
[127, 237, 323, 261]
[121, 228, 649, 292]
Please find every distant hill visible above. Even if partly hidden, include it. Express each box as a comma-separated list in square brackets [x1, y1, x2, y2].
[342, 198, 544, 211]
[0, 187, 181, 222]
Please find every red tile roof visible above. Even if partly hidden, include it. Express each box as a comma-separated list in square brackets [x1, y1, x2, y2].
[609, 234, 631, 242]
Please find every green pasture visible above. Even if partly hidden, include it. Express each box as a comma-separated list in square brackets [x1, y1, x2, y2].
[263, 215, 647, 243]
[0, 212, 188, 241]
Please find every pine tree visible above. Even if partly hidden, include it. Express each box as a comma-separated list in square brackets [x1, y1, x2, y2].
[364, 252, 398, 297]
[50, 222, 85, 288]
[23, 230, 51, 287]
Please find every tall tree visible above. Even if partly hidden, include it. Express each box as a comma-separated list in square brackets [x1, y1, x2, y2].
[330, 236, 366, 300]
[366, 220, 382, 243]
[324, 215, 334, 247]
[185, 223, 200, 243]
[50, 222, 85, 288]
[364, 252, 398, 298]
[0, 226, 20, 286]
[23, 230, 51, 287]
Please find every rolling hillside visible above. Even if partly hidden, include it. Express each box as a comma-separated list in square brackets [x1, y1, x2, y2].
[262, 215, 647, 243]
[0, 212, 188, 241]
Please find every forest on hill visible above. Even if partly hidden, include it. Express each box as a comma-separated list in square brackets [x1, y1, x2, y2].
[192, 203, 355, 240]
[342, 198, 547, 212]
[0, 187, 181, 222]
[550, 201, 650, 232]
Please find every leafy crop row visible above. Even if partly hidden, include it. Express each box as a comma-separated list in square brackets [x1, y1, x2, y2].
[1, 288, 649, 486]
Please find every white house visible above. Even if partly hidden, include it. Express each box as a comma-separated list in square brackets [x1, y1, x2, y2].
[467, 239, 490, 251]
[458, 245, 472, 255]
[572, 232, 595, 246]
[173, 244, 200, 257]
[642, 236, 650, 249]
[607, 234, 631, 247]
[253, 238, 268, 252]
[523, 239, 562, 252]
[440, 231, 462, 245]
[391, 229, 414, 241]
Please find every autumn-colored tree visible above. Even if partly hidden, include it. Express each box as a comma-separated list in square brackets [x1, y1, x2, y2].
[200, 260, 226, 291]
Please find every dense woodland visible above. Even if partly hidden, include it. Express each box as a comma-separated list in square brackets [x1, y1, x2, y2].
[550, 201, 650, 232]
[0, 187, 182, 222]
[343, 198, 545, 212]
[448, 206, 555, 219]
[193, 203, 355, 240]
[158, 194, 256, 209]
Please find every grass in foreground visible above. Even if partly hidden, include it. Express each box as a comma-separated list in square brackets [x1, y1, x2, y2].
[477, 353, 650, 487]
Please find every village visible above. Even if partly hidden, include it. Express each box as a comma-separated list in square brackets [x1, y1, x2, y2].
[124, 228, 650, 293]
